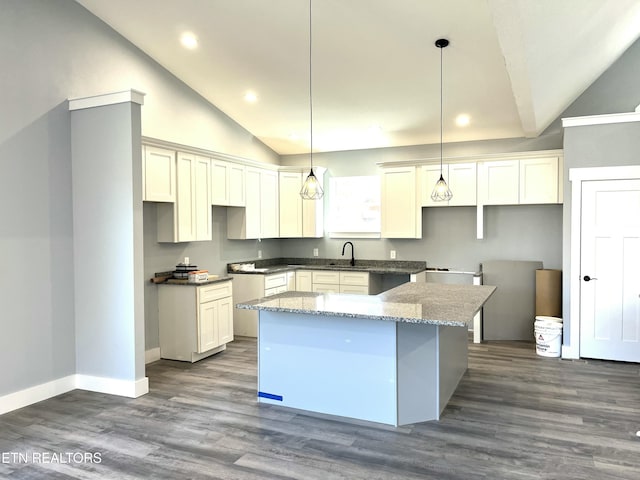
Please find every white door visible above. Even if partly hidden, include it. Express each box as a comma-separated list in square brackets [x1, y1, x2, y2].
[580, 179, 640, 361]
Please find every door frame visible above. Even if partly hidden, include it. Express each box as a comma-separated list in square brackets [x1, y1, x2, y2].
[566, 165, 640, 359]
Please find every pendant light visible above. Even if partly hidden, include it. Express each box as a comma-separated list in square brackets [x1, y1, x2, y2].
[300, 0, 324, 200]
[431, 38, 453, 202]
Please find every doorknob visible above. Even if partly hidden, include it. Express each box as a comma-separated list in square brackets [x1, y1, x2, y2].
[583, 275, 598, 282]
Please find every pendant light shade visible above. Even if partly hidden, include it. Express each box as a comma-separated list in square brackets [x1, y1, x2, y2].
[300, 168, 323, 199]
[300, 0, 324, 200]
[431, 38, 453, 202]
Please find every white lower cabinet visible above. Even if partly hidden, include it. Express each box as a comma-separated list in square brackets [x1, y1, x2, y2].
[311, 270, 370, 294]
[230, 272, 290, 337]
[295, 270, 313, 292]
[158, 281, 233, 362]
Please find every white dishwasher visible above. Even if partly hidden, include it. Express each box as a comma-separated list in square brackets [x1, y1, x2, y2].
[425, 269, 483, 343]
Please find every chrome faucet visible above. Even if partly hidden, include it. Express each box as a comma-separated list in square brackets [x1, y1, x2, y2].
[341, 241, 355, 266]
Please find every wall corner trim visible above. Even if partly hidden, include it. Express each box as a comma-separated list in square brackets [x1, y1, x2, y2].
[69, 89, 146, 111]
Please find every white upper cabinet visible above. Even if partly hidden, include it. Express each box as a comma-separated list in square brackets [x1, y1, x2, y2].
[157, 152, 212, 242]
[519, 156, 559, 204]
[421, 162, 477, 207]
[193, 156, 212, 240]
[421, 164, 448, 207]
[381, 166, 422, 238]
[279, 169, 325, 238]
[211, 159, 245, 207]
[478, 160, 519, 205]
[228, 163, 246, 206]
[448, 162, 477, 206]
[143, 146, 176, 202]
[260, 169, 279, 238]
[211, 160, 230, 206]
[478, 156, 561, 206]
[279, 171, 303, 237]
[227, 167, 279, 239]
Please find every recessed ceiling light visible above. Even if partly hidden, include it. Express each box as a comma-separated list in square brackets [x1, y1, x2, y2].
[180, 32, 198, 49]
[244, 91, 258, 103]
[455, 114, 471, 127]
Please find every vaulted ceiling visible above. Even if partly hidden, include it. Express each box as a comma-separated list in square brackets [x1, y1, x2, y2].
[76, 0, 640, 154]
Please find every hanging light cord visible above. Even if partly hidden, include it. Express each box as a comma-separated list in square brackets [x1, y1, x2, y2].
[309, 0, 313, 172]
[439, 42, 443, 173]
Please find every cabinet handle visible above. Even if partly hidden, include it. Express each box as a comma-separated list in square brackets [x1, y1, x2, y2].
[583, 275, 597, 282]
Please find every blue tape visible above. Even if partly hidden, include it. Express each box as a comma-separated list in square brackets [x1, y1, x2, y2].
[258, 391, 283, 401]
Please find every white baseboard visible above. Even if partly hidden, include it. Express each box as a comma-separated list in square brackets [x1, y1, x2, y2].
[0, 375, 149, 416]
[561, 344, 579, 360]
[75, 375, 149, 398]
[0, 375, 76, 416]
[145, 347, 161, 364]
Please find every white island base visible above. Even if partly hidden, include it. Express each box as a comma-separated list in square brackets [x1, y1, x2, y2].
[257, 310, 468, 426]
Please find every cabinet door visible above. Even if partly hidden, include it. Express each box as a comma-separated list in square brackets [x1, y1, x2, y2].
[519, 157, 559, 204]
[448, 162, 477, 206]
[339, 285, 369, 295]
[211, 160, 230, 206]
[279, 171, 303, 237]
[228, 163, 246, 207]
[287, 271, 296, 291]
[264, 273, 287, 290]
[421, 164, 449, 207]
[176, 152, 196, 242]
[312, 271, 340, 285]
[217, 296, 234, 345]
[143, 146, 176, 202]
[381, 166, 421, 238]
[478, 160, 519, 205]
[244, 167, 262, 239]
[295, 271, 313, 292]
[339, 271, 369, 286]
[198, 301, 218, 353]
[260, 169, 279, 238]
[194, 156, 212, 241]
[312, 284, 339, 294]
[302, 169, 324, 237]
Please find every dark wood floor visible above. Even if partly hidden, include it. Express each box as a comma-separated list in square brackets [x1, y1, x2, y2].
[1, 337, 639, 479]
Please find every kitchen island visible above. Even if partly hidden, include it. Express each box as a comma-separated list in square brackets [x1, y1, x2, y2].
[237, 282, 496, 426]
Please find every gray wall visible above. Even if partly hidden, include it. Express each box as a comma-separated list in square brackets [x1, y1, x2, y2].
[0, 0, 276, 396]
[280, 204, 562, 272]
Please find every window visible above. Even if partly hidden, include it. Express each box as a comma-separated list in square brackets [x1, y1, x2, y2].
[329, 176, 381, 238]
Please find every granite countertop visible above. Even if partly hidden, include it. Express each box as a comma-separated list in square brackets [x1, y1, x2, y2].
[237, 282, 496, 327]
[157, 275, 233, 286]
[227, 258, 427, 276]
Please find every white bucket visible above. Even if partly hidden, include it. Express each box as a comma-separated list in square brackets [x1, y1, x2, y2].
[534, 316, 563, 357]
